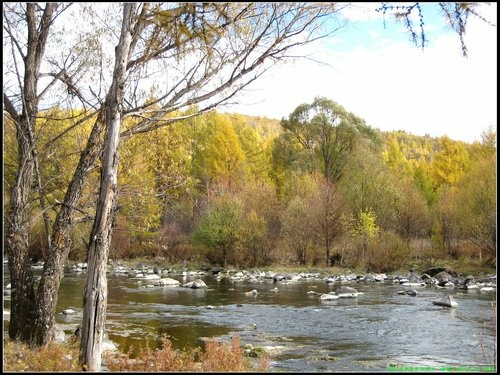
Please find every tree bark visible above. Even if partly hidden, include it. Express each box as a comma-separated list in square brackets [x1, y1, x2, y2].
[6, 137, 37, 341]
[30, 112, 106, 346]
[79, 4, 134, 371]
[4, 3, 58, 342]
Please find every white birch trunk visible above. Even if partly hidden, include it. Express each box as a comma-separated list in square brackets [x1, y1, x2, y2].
[79, 4, 134, 371]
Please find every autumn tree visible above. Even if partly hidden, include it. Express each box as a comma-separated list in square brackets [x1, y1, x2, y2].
[79, 4, 136, 370]
[430, 136, 470, 189]
[432, 186, 457, 258]
[281, 196, 314, 265]
[3, 1, 120, 349]
[393, 178, 431, 242]
[3, 2, 73, 343]
[193, 112, 246, 193]
[450, 151, 496, 261]
[237, 210, 270, 267]
[413, 162, 437, 206]
[308, 174, 344, 266]
[236, 180, 281, 267]
[354, 208, 380, 261]
[383, 134, 413, 177]
[231, 113, 275, 184]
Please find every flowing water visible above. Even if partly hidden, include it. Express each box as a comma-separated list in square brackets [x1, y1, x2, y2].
[3, 265, 497, 372]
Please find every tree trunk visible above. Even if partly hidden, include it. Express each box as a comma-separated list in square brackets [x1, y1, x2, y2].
[6, 168, 36, 341]
[30, 113, 105, 346]
[6, 103, 37, 342]
[79, 4, 134, 371]
[4, 3, 58, 342]
[325, 238, 331, 267]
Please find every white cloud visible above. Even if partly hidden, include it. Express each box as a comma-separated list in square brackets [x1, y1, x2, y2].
[226, 5, 497, 143]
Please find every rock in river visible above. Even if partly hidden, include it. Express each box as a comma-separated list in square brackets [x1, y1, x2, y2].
[336, 286, 359, 298]
[432, 295, 458, 308]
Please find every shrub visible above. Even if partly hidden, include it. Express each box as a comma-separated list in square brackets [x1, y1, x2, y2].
[104, 335, 269, 372]
[4, 335, 268, 372]
[364, 231, 410, 272]
[3, 339, 80, 371]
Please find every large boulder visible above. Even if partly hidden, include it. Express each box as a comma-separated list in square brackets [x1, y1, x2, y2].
[423, 266, 457, 278]
[432, 295, 458, 308]
[181, 279, 207, 289]
[434, 271, 453, 286]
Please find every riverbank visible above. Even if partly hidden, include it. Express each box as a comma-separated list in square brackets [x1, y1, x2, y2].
[98, 255, 496, 279]
[4, 259, 496, 372]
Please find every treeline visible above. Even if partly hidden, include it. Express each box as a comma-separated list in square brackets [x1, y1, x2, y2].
[3, 98, 496, 272]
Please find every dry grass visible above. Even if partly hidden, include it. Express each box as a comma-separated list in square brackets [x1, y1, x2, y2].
[104, 335, 269, 372]
[3, 339, 80, 371]
[4, 335, 268, 372]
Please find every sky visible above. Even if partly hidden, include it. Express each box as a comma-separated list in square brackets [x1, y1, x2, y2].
[225, 3, 497, 143]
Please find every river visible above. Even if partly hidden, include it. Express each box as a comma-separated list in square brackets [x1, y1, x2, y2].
[3, 265, 497, 372]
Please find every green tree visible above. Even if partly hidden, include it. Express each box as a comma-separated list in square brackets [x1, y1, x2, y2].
[271, 132, 317, 197]
[280, 97, 377, 183]
[192, 196, 244, 268]
[413, 161, 437, 206]
[339, 137, 399, 233]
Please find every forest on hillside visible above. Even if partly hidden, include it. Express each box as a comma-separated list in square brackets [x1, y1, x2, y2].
[4, 97, 496, 272]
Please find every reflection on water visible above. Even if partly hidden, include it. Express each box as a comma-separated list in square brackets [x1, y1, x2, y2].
[3, 266, 496, 372]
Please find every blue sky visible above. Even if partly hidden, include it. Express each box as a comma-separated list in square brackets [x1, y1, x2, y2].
[225, 3, 497, 143]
